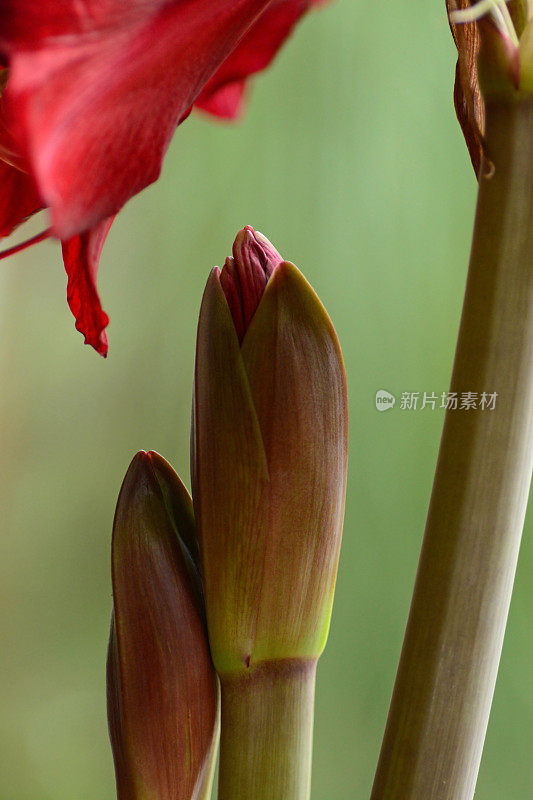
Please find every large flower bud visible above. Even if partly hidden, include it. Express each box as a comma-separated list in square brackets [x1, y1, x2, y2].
[107, 451, 219, 800]
[193, 227, 348, 677]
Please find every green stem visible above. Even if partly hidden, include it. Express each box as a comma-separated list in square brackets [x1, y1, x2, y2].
[371, 99, 533, 800]
[217, 659, 316, 800]
[509, 1, 528, 36]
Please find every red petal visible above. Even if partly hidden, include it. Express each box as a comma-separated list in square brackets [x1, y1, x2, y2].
[61, 216, 114, 357]
[219, 226, 283, 340]
[197, 80, 248, 120]
[196, 0, 324, 119]
[0, 1, 165, 44]
[0, 159, 42, 237]
[0, 0, 273, 239]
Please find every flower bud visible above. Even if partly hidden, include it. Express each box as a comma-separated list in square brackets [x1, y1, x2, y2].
[107, 451, 219, 800]
[218, 225, 283, 341]
[193, 228, 348, 678]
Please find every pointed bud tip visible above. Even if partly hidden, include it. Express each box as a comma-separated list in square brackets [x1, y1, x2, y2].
[219, 227, 284, 342]
[122, 450, 175, 483]
[120, 449, 156, 492]
[112, 451, 175, 554]
[119, 449, 149, 489]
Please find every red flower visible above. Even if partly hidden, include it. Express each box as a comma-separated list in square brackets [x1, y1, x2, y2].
[0, 0, 325, 355]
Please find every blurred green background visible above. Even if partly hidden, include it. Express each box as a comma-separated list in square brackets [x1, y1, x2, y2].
[1, 1, 532, 798]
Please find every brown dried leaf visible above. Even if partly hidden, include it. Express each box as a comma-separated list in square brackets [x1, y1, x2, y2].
[447, 0, 485, 176]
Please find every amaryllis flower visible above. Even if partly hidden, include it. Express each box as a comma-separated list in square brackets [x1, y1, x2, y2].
[0, 0, 326, 356]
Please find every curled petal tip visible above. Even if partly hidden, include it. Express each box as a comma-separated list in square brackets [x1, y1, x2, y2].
[62, 216, 113, 356]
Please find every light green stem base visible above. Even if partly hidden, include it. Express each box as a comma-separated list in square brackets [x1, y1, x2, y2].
[371, 100, 533, 800]
[218, 659, 316, 800]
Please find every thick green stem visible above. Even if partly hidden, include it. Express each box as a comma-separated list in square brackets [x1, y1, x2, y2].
[371, 100, 533, 800]
[217, 659, 316, 800]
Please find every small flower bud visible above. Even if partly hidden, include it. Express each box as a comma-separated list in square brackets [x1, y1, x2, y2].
[107, 451, 219, 800]
[219, 225, 283, 341]
[193, 228, 348, 678]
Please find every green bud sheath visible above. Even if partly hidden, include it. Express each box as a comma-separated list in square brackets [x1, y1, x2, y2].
[107, 451, 219, 800]
[194, 260, 348, 674]
[239, 262, 348, 662]
[193, 229, 348, 800]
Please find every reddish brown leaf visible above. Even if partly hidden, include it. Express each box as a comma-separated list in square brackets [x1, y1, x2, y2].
[447, 0, 485, 176]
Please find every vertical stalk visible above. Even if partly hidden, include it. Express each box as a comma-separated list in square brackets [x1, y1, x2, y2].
[371, 99, 533, 800]
[218, 659, 316, 800]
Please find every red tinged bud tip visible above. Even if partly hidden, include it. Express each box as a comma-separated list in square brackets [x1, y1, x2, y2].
[219, 226, 283, 342]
